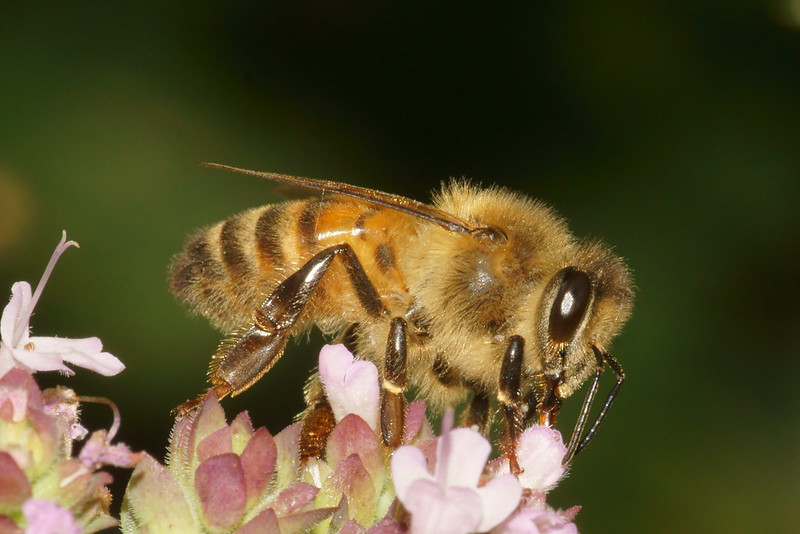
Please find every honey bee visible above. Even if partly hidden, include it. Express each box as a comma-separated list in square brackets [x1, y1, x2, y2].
[170, 163, 633, 466]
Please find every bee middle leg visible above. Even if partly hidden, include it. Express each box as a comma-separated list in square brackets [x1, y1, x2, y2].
[381, 317, 408, 447]
[298, 317, 409, 460]
[463, 390, 491, 435]
[177, 243, 385, 413]
[498, 335, 526, 474]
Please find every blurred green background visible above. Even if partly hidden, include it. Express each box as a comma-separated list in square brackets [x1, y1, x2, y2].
[1, 1, 798, 532]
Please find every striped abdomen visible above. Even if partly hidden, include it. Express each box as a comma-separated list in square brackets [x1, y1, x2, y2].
[169, 196, 414, 334]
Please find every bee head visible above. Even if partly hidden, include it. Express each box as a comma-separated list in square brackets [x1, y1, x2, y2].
[533, 241, 634, 402]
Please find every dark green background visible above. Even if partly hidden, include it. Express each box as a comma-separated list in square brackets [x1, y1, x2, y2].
[1, 2, 798, 532]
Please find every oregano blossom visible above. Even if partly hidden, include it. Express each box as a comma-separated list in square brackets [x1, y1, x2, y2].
[0, 232, 124, 378]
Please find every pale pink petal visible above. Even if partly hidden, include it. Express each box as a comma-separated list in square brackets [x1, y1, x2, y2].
[339, 520, 367, 534]
[22, 499, 80, 534]
[28, 337, 124, 376]
[492, 507, 579, 534]
[60, 350, 124, 376]
[475, 474, 523, 531]
[0, 347, 15, 378]
[78, 431, 137, 468]
[403, 478, 483, 534]
[436, 427, 491, 488]
[1, 282, 32, 348]
[6, 346, 72, 374]
[197, 425, 233, 462]
[515, 426, 567, 492]
[404, 401, 428, 443]
[318, 344, 379, 429]
[390, 445, 434, 500]
[30, 336, 102, 354]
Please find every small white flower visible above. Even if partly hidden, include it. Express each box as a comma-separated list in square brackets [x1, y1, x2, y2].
[0, 232, 124, 378]
[492, 425, 568, 493]
[392, 411, 523, 534]
[318, 343, 379, 430]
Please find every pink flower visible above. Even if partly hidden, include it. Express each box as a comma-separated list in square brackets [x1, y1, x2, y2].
[392, 412, 523, 534]
[492, 507, 580, 534]
[22, 499, 81, 534]
[318, 344, 380, 430]
[491, 426, 568, 493]
[0, 232, 124, 378]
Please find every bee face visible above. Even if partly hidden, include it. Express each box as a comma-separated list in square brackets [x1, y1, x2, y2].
[172, 164, 634, 463]
[531, 244, 633, 400]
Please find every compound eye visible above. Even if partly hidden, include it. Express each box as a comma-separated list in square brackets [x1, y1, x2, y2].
[548, 268, 592, 343]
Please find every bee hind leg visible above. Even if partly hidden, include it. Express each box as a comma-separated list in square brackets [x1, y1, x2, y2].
[176, 244, 386, 415]
[299, 375, 337, 461]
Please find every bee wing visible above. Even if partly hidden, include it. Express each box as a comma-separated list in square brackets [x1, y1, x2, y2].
[201, 162, 477, 234]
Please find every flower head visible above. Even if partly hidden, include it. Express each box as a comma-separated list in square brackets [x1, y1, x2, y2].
[0, 232, 124, 378]
[489, 425, 569, 495]
[487, 426, 579, 533]
[0, 369, 135, 533]
[122, 392, 337, 533]
[392, 411, 523, 534]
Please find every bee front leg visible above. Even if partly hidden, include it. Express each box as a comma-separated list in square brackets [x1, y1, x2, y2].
[177, 244, 385, 414]
[561, 345, 624, 464]
[498, 335, 525, 475]
[381, 317, 408, 447]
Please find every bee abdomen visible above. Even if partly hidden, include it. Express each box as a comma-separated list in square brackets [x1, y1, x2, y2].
[255, 203, 286, 267]
[169, 203, 294, 330]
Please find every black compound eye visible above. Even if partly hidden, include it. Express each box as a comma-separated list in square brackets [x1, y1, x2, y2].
[548, 268, 592, 343]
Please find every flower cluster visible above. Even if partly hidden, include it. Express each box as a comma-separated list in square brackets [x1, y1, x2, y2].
[391, 398, 579, 534]
[3, 233, 582, 533]
[0, 233, 124, 378]
[124, 344, 579, 533]
[0, 233, 134, 532]
[121, 345, 427, 533]
[121, 390, 339, 533]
